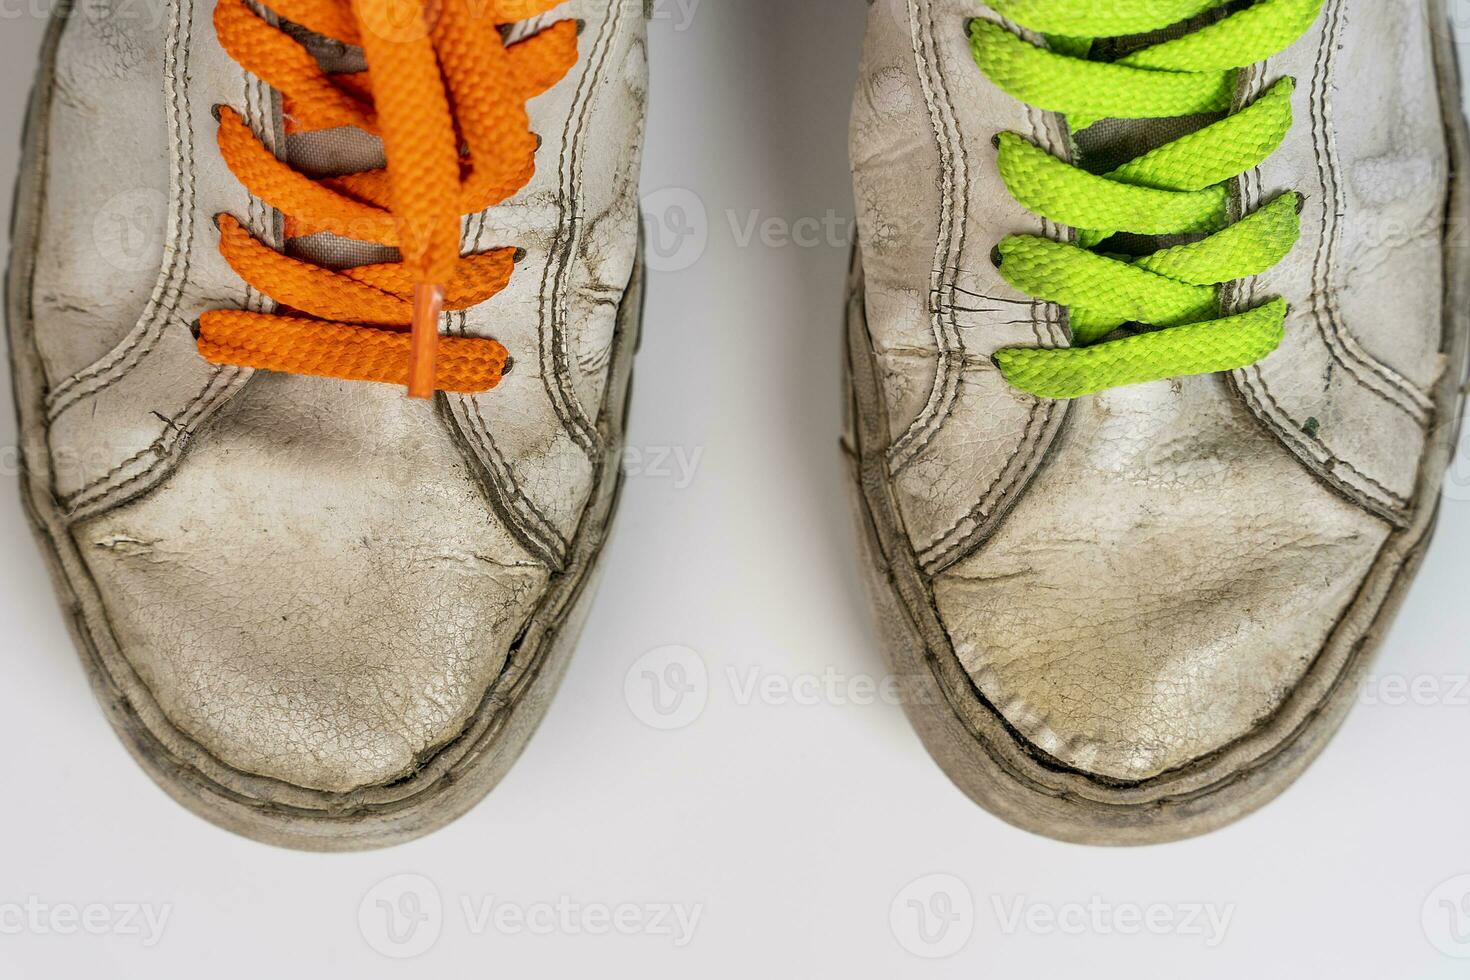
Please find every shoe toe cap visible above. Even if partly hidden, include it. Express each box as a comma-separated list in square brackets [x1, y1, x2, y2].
[74, 383, 552, 796]
[930, 386, 1395, 783]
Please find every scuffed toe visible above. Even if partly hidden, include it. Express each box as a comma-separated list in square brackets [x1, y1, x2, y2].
[933, 381, 1388, 782]
[76, 378, 549, 795]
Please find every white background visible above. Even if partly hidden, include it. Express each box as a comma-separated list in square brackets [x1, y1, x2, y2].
[5, 0, 1470, 975]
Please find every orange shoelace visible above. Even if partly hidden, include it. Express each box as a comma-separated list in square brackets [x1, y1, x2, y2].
[201, 0, 577, 397]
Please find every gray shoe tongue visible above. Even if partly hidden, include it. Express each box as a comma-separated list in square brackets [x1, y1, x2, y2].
[1072, 113, 1220, 174]
[279, 25, 399, 271]
[268, 9, 567, 274]
[1071, 114, 1222, 256]
[1067, 7, 1234, 254]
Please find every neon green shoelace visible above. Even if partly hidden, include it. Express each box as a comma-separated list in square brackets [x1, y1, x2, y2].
[971, 0, 1325, 399]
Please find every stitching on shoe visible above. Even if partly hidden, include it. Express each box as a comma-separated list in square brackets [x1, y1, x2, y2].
[55, 2, 273, 517]
[1230, 2, 1422, 520]
[446, 4, 629, 567]
[447, 210, 575, 568]
[909, 98, 1070, 570]
[1230, 106, 1411, 518]
[62, 367, 244, 518]
[916, 398, 1046, 571]
[469, 391, 572, 560]
[1298, 0, 1434, 421]
[533, 0, 624, 457]
[884, 0, 966, 475]
[45, 0, 213, 420]
[1235, 362, 1413, 519]
[1239, 0, 1430, 426]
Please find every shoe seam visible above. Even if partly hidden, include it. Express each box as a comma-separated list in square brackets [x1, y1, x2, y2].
[910, 98, 1071, 572]
[534, 0, 624, 456]
[1232, 0, 1432, 521]
[44, 0, 204, 419]
[449, 1, 627, 566]
[882, 0, 966, 475]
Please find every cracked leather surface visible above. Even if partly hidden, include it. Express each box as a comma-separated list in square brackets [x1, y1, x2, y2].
[852, 0, 1450, 781]
[27, 0, 646, 793]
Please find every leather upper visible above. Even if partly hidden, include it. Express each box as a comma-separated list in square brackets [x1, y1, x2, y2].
[851, 0, 1452, 781]
[27, 0, 647, 792]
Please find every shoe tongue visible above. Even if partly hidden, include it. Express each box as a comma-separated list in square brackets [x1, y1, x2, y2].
[279, 25, 399, 271]
[1072, 115, 1216, 176]
[268, 9, 564, 273]
[1071, 7, 1233, 167]
[1068, 8, 1233, 252]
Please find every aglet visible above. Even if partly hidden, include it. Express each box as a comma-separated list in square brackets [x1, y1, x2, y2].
[408, 283, 445, 399]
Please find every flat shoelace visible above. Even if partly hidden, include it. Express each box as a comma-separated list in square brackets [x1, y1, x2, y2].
[203, 0, 576, 397]
[971, 0, 1325, 399]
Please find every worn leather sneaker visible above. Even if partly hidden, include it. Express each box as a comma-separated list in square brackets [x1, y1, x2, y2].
[8, 0, 646, 849]
[847, 0, 1469, 843]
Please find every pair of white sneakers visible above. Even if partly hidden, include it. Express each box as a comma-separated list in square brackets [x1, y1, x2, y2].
[8, 0, 1466, 848]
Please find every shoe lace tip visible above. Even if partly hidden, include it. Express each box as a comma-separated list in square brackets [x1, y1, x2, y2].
[408, 282, 446, 399]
